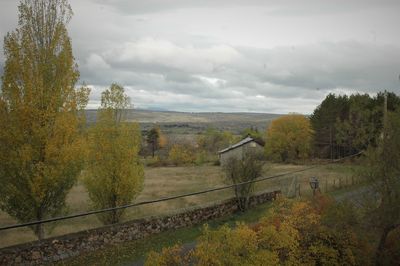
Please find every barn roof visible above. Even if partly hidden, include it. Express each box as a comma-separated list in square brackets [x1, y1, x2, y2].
[218, 136, 264, 154]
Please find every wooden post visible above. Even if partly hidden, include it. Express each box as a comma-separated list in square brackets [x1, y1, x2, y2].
[333, 179, 336, 189]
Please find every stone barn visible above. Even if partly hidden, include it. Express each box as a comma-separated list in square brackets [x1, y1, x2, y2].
[218, 136, 264, 166]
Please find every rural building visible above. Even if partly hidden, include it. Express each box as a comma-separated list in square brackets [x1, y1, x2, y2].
[218, 136, 264, 166]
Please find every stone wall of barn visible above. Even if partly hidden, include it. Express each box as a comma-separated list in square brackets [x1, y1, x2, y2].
[219, 141, 264, 166]
[0, 190, 280, 265]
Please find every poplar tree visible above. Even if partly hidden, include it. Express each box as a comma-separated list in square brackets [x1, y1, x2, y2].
[0, 0, 89, 239]
[84, 84, 144, 225]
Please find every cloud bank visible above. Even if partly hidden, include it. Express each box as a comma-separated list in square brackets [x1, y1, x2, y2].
[1, 0, 399, 113]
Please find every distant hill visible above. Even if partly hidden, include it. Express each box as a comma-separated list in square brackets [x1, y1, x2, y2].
[85, 109, 282, 134]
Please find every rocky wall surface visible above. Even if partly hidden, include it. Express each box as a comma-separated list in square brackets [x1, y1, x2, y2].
[0, 190, 279, 265]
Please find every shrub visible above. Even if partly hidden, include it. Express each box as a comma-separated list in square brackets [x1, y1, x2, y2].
[146, 197, 369, 266]
[168, 144, 195, 166]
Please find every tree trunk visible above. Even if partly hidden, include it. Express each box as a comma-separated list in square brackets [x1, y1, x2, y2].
[35, 208, 44, 240]
[111, 193, 118, 224]
[375, 224, 400, 266]
[375, 227, 390, 266]
[35, 224, 44, 240]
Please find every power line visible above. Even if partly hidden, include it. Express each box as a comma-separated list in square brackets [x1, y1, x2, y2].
[0, 151, 362, 232]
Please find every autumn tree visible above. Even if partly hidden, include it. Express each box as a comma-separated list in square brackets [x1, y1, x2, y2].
[224, 152, 264, 211]
[168, 144, 195, 166]
[0, 0, 89, 239]
[146, 197, 365, 266]
[265, 114, 313, 162]
[84, 84, 144, 224]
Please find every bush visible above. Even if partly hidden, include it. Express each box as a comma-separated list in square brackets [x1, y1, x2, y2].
[168, 144, 195, 166]
[195, 151, 208, 166]
[146, 196, 371, 266]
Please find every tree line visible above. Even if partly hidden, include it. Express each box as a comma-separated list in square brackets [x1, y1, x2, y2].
[263, 92, 400, 163]
[311, 92, 400, 159]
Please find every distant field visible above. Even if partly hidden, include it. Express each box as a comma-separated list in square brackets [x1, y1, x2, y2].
[0, 162, 360, 248]
[85, 109, 282, 134]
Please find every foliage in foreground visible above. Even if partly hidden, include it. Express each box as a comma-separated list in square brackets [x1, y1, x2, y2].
[0, 0, 89, 239]
[145, 196, 375, 266]
[360, 110, 400, 265]
[84, 84, 144, 224]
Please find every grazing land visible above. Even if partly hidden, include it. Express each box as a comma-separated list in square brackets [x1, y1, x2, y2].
[0, 162, 359, 248]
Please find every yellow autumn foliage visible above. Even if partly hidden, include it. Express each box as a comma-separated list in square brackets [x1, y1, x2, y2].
[0, 0, 89, 239]
[146, 197, 365, 266]
[84, 84, 144, 225]
[265, 114, 313, 162]
[168, 144, 195, 165]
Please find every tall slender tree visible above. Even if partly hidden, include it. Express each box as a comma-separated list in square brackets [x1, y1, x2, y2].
[84, 84, 144, 224]
[0, 0, 89, 239]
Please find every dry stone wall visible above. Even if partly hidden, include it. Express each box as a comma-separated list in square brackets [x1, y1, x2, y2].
[0, 190, 279, 265]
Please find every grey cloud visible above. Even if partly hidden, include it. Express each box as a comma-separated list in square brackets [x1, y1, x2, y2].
[78, 38, 400, 113]
[1, 0, 400, 114]
[93, 0, 399, 16]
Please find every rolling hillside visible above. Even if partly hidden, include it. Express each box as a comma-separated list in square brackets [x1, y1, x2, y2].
[85, 109, 282, 134]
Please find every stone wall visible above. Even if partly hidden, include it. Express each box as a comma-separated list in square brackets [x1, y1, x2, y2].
[0, 190, 279, 265]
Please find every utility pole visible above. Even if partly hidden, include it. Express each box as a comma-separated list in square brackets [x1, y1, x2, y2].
[383, 91, 388, 134]
[330, 126, 333, 161]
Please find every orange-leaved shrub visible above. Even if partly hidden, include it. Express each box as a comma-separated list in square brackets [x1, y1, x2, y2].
[145, 195, 372, 266]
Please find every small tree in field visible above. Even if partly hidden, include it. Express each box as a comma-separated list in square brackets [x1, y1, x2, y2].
[0, 0, 89, 239]
[84, 84, 144, 224]
[224, 152, 264, 211]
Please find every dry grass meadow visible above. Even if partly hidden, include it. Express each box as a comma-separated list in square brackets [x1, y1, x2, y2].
[0, 162, 359, 248]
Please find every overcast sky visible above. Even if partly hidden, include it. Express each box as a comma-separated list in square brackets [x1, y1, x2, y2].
[1, 0, 400, 114]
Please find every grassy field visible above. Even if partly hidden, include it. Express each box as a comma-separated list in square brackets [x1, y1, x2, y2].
[0, 162, 360, 248]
